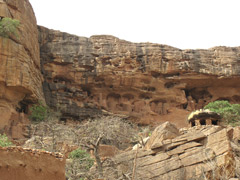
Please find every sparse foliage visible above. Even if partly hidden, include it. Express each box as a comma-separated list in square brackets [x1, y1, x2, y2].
[66, 148, 94, 180]
[69, 148, 94, 170]
[29, 102, 49, 122]
[0, 17, 20, 38]
[74, 116, 138, 179]
[0, 134, 12, 147]
[26, 115, 139, 179]
[204, 100, 240, 126]
[28, 108, 62, 152]
[76, 116, 137, 148]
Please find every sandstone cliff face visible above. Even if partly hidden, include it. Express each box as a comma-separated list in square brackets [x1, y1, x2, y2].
[0, 147, 65, 180]
[0, 0, 44, 137]
[38, 26, 240, 127]
[101, 122, 239, 180]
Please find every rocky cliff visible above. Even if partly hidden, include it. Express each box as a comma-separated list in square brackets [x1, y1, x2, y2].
[4, 0, 240, 180]
[38, 26, 240, 127]
[0, 0, 44, 138]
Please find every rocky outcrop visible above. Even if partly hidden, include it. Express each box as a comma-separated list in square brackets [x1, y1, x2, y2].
[0, 146, 65, 180]
[0, 0, 44, 138]
[101, 122, 239, 180]
[38, 26, 240, 126]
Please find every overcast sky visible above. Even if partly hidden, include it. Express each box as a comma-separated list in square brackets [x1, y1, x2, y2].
[29, 0, 240, 49]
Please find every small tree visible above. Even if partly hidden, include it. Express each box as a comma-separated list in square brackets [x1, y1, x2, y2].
[204, 100, 240, 126]
[0, 17, 20, 38]
[66, 148, 94, 180]
[29, 106, 62, 152]
[26, 115, 139, 179]
[0, 134, 12, 147]
[29, 102, 49, 122]
[75, 116, 138, 179]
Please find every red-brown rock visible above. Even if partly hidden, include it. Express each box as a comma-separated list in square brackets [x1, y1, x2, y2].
[38, 27, 240, 127]
[0, 0, 44, 137]
[102, 123, 238, 180]
[0, 146, 65, 180]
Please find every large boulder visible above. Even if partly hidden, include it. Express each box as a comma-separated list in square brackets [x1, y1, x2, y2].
[102, 124, 238, 180]
[145, 121, 180, 149]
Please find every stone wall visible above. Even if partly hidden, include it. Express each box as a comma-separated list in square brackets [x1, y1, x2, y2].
[0, 146, 65, 180]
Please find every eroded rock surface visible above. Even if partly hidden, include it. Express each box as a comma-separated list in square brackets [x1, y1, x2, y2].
[38, 27, 240, 126]
[0, 0, 44, 137]
[0, 146, 65, 180]
[102, 122, 239, 180]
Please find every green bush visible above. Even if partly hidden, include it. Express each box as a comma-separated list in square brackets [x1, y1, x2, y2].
[69, 148, 94, 170]
[0, 134, 12, 147]
[0, 17, 20, 38]
[204, 100, 240, 126]
[29, 102, 49, 122]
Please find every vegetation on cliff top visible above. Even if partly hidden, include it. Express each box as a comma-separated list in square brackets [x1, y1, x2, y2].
[204, 100, 240, 126]
[0, 17, 20, 38]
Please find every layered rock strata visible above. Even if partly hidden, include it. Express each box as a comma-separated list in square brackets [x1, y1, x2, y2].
[38, 26, 240, 126]
[102, 122, 239, 180]
[0, 0, 44, 137]
[0, 146, 65, 180]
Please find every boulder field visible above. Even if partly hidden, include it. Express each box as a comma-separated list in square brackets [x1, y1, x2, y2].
[101, 122, 240, 180]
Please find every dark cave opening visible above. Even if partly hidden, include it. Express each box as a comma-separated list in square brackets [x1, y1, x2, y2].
[53, 76, 72, 83]
[164, 82, 175, 89]
[182, 88, 213, 110]
[16, 100, 28, 114]
[216, 97, 231, 101]
[182, 89, 191, 109]
[184, 89, 190, 98]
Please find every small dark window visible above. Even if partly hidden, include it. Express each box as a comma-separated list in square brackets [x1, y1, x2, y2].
[212, 120, 218, 125]
[200, 119, 206, 125]
[191, 121, 195, 127]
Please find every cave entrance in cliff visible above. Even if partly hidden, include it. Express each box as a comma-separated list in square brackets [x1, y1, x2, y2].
[183, 88, 213, 110]
[16, 100, 29, 114]
[182, 89, 191, 109]
[216, 98, 231, 102]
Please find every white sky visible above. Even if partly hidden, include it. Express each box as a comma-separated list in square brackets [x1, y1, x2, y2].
[29, 0, 240, 49]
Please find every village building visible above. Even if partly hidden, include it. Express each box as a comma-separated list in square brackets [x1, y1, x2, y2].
[187, 109, 221, 127]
